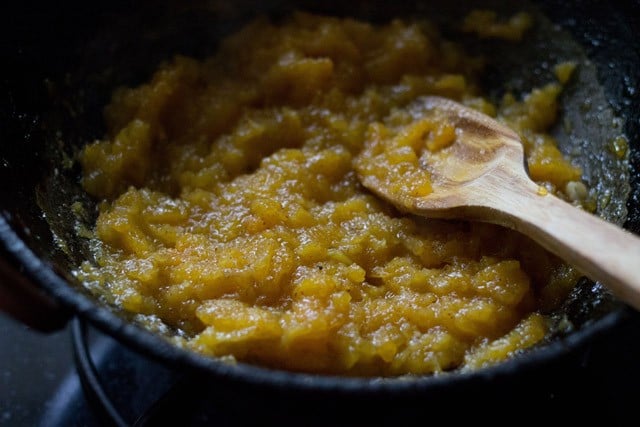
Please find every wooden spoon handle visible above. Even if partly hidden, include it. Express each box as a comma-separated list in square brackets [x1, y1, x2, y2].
[495, 186, 640, 310]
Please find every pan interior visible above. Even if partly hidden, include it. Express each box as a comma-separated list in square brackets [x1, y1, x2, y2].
[3, 0, 633, 378]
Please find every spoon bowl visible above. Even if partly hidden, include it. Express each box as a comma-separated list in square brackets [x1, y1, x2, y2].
[357, 96, 640, 311]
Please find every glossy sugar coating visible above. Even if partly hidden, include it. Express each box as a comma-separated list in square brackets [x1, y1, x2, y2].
[77, 12, 584, 376]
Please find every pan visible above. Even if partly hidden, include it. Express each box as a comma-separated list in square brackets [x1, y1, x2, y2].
[1, 0, 639, 424]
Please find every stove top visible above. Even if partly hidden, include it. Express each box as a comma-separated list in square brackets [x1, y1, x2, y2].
[2, 310, 639, 426]
[1, 316, 178, 427]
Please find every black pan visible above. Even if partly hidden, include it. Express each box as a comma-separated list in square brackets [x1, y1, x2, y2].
[1, 0, 639, 424]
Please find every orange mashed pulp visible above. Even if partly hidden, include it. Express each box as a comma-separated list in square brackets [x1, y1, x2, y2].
[76, 11, 587, 376]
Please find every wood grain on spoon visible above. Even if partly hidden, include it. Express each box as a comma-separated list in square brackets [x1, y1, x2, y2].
[357, 95, 640, 311]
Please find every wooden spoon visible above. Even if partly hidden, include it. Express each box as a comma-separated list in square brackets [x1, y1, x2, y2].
[357, 95, 640, 311]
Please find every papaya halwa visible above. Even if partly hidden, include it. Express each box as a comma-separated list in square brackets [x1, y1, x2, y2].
[76, 11, 589, 376]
